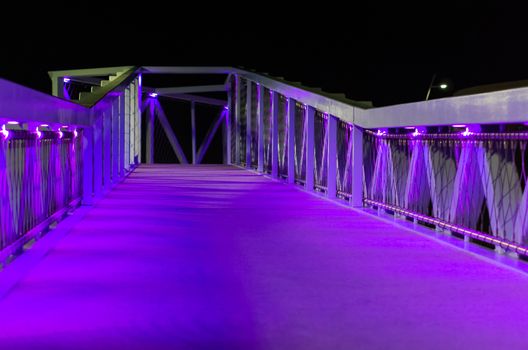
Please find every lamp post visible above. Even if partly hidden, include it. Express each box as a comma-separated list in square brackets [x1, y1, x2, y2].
[425, 74, 448, 101]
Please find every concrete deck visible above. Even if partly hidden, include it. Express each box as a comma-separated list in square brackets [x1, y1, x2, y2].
[1, 164, 528, 349]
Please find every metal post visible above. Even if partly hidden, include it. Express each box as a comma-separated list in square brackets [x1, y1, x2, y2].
[287, 98, 296, 184]
[271, 91, 279, 179]
[111, 97, 119, 183]
[350, 125, 364, 207]
[103, 110, 111, 192]
[82, 127, 94, 205]
[327, 115, 337, 198]
[119, 92, 126, 177]
[246, 81, 252, 167]
[191, 101, 196, 165]
[257, 85, 264, 172]
[234, 75, 241, 165]
[226, 87, 232, 165]
[146, 100, 155, 164]
[305, 106, 315, 191]
[93, 114, 103, 198]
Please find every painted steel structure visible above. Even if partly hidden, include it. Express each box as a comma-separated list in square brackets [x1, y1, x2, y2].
[1, 65, 528, 266]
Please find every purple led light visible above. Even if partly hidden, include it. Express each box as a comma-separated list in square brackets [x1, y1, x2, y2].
[149, 93, 158, 98]
[412, 128, 420, 137]
[35, 127, 42, 139]
[377, 129, 386, 136]
[62, 125, 68, 128]
[404, 126, 415, 130]
[58, 130, 63, 139]
[452, 124, 466, 128]
[7, 121, 18, 125]
[73, 129, 78, 138]
[1, 125, 9, 139]
[63, 77, 71, 83]
[224, 106, 229, 110]
[40, 124, 49, 127]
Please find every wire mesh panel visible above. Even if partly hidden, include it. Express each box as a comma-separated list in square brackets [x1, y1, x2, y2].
[314, 111, 328, 191]
[238, 79, 247, 166]
[229, 76, 237, 164]
[294, 102, 307, 183]
[0, 130, 82, 251]
[337, 121, 353, 199]
[363, 129, 528, 249]
[263, 88, 272, 173]
[278, 94, 288, 179]
[250, 82, 258, 168]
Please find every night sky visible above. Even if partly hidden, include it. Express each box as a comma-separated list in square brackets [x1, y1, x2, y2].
[0, 4, 523, 108]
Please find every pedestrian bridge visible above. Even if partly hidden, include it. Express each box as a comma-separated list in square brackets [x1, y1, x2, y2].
[1, 67, 528, 349]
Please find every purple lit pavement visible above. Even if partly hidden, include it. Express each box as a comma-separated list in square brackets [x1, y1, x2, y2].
[2, 165, 528, 349]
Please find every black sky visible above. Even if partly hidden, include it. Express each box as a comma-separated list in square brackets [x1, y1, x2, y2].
[1, 4, 525, 107]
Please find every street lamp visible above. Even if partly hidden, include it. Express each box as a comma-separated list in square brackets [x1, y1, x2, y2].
[425, 74, 448, 101]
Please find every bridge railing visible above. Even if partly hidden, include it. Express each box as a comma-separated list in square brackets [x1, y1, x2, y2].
[227, 71, 528, 257]
[0, 70, 141, 265]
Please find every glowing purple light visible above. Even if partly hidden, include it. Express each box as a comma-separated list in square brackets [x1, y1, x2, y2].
[73, 129, 78, 138]
[452, 124, 466, 128]
[1, 125, 9, 139]
[63, 77, 71, 83]
[461, 127, 472, 137]
[62, 125, 68, 128]
[412, 128, 420, 137]
[404, 126, 415, 130]
[35, 127, 42, 139]
[58, 130, 63, 139]
[377, 129, 386, 136]
[7, 121, 18, 125]
[224, 106, 229, 110]
[40, 124, 49, 127]
[149, 93, 158, 98]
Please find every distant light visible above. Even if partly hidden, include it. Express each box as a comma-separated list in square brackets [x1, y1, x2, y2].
[35, 127, 42, 139]
[73, 129, 78, 138]
[440, 84, 448, 89]
[58, 130, 63, 139]
[452, 124, 466, 128]
[412, 128, 420, 137]
[40, 124, 49, 127]
[377, 129, 386, 136]
[62, 125, 69, 128]
[1, 125, 9, 139]
[224, 106, 229, 110]
[149, 92, 158, 98]
[63, 77, 71, 83]
[404, 126, 415, 130]
[461, 127, 472, 137]
[7, 121, 18, 125]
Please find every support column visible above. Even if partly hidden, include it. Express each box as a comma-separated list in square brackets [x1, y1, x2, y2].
[234, 75, 241, 164]
[82, 127, 94, 205]
[103, 110, 111, 192]
[257, 85, 264, 172]
[225, 88, 232, 165]
[287, 98, 296, 184]
[191, 101, 196, 165]
[305, 106, 315, 191]
[93, 114, 103, 198]
[271, 91, 279, 179]
[246, 81, 252, 167]
[111, 97, 119, 183]
[119, 92, 126, 177]
[327, 115, 337, 198]
[350, 125, 363, 207]
[146, 100, 155, 164]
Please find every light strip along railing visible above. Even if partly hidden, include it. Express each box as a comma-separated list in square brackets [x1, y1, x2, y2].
[0, 69, 141, 265]
[226, 70, 528, 258]
[364, 128, 528, 254]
